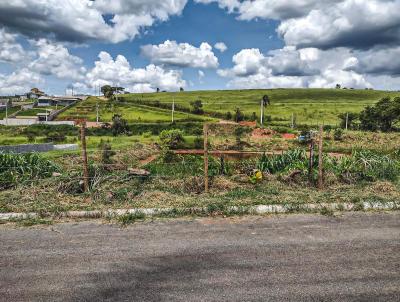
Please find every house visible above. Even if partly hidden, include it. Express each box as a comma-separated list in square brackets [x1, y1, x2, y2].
[37, 96, 82, 107]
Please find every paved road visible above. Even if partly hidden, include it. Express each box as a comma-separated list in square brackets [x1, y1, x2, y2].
[1, 212, 399, 302]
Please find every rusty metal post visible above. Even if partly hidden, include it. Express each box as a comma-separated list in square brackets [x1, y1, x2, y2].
[80, 121, 89, 192]
[203, 123, 209, 193]
[318, 125, 324, 189]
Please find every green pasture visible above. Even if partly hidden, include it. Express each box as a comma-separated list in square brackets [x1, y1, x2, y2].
[121, 88, 400, 125]
[58, 97, 211, 123]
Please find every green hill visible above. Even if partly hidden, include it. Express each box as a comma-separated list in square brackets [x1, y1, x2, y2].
[59, 88, 400, 125]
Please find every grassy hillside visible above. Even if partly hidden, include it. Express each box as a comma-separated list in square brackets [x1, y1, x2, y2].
[58, 96, 212, 123]
[59, 89, 400, 125]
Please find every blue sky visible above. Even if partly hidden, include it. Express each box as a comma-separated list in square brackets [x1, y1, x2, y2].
[0, 0, 399, 95]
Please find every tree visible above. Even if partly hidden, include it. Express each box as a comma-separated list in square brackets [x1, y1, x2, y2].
[111, 114, 129, 136]
[234, 108, 244, 122]
[338, 112, 359, 130]
[101, 85, 125, 99]
[101, 85, 113, 98]
[359, 97, 400, 132]
[156, 87, 160, 93]
[180, 87, 184, 92]
[261, 95, 271, 126]
[336, 84, 341, 89]
[234, 126, 251, 149]
[225, 111, 232, 120]
[190, 100, 204, 114]
[262, 95, 271, 106]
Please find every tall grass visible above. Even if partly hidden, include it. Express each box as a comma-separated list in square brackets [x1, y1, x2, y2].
[0, 153, 60, 189]
[257, 149, 400, 182]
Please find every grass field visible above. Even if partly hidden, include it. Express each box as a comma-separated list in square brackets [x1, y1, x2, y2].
[0, 107, 21, 119]
[119, 88, 400, 125]
[58, 97, 212, 123]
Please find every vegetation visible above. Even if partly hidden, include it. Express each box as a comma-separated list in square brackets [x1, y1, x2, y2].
[117, 89, 400, 126]
[0, 153, 59, 189]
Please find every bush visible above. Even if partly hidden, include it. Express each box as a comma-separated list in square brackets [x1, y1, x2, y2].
[159, 129, 185, 150]
[45, 131, 66, 143]
[98, 139, 115, 165]
[333, 128, 343, 141]
[111, 114, 129, 136]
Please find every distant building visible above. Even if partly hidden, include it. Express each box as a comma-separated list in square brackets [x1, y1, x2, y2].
[37, 96, 82, 107]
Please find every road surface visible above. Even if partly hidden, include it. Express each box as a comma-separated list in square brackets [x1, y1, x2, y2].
[1, 212, 399, 301]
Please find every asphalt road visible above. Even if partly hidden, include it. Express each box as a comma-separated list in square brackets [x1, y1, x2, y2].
[1, 212, 399, 302]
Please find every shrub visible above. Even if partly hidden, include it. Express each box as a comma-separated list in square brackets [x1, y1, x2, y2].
[159, 129, 185, 150]
[45, 131, 66, 143]
[333, 128, 343, 141]
[111, 114, 129, 136]
[98, 139, 115, 165]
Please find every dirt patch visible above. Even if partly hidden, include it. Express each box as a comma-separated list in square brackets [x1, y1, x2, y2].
[251, 128, 277, 139]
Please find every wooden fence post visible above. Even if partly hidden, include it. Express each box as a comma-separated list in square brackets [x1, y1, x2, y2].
[80, 121, 89, 192]
[318, 125, 324, 189]
[203, 123, 209, 193]
[308, 137, 315, 183]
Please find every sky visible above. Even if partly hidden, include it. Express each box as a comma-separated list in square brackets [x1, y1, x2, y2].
[0, 0, 400, 96]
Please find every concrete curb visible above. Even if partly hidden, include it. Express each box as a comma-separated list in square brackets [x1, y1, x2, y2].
[0, 201, 398, 222]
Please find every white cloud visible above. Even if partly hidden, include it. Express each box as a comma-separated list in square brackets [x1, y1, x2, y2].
[218, 47, 373, 89]
[0, 68, 43, 95]
[198, 70, 205, 83]
[29, 39, 86, 80]
[345, 46, 400, 76]
[0, 0, 187, 43]
[141, 40, 219, 68]
[0, 29, 26, 63]
[277, 0, 400, 49]
[198, 0, 400, 50]
[214, 42, 227, 52]
[84, 51, 186, 92]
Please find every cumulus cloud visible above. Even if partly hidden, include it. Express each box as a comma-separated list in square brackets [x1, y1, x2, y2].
[0, 0, 187, 43]
[0, 29, 26, 63]
[214, 42, 227, 52]
[84, 51, 185, 92]
[218, 47, 373, 89]
[0, 68, 43, 95]
[29, 39, 86, 80]
[345, 46, 400, 76]
[278, 0, 400, 49]
[198, 0, 400, 50]
[141, 40, 219, 68]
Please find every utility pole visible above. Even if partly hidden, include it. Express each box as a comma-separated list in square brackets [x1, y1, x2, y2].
[80, 121, 89, 193]
[96, 102, 99, 123]
[203, 123, 209, 193]
[318, 125, 324, 190]
[260, 99, 264, 127]
[345, 112, 349, 131]
[291, 113, 294, 128]
[5, 101, 8, 125]
[171, 98, 175, 123]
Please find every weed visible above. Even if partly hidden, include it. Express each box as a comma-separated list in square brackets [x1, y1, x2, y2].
[117, 211, 146, 225]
